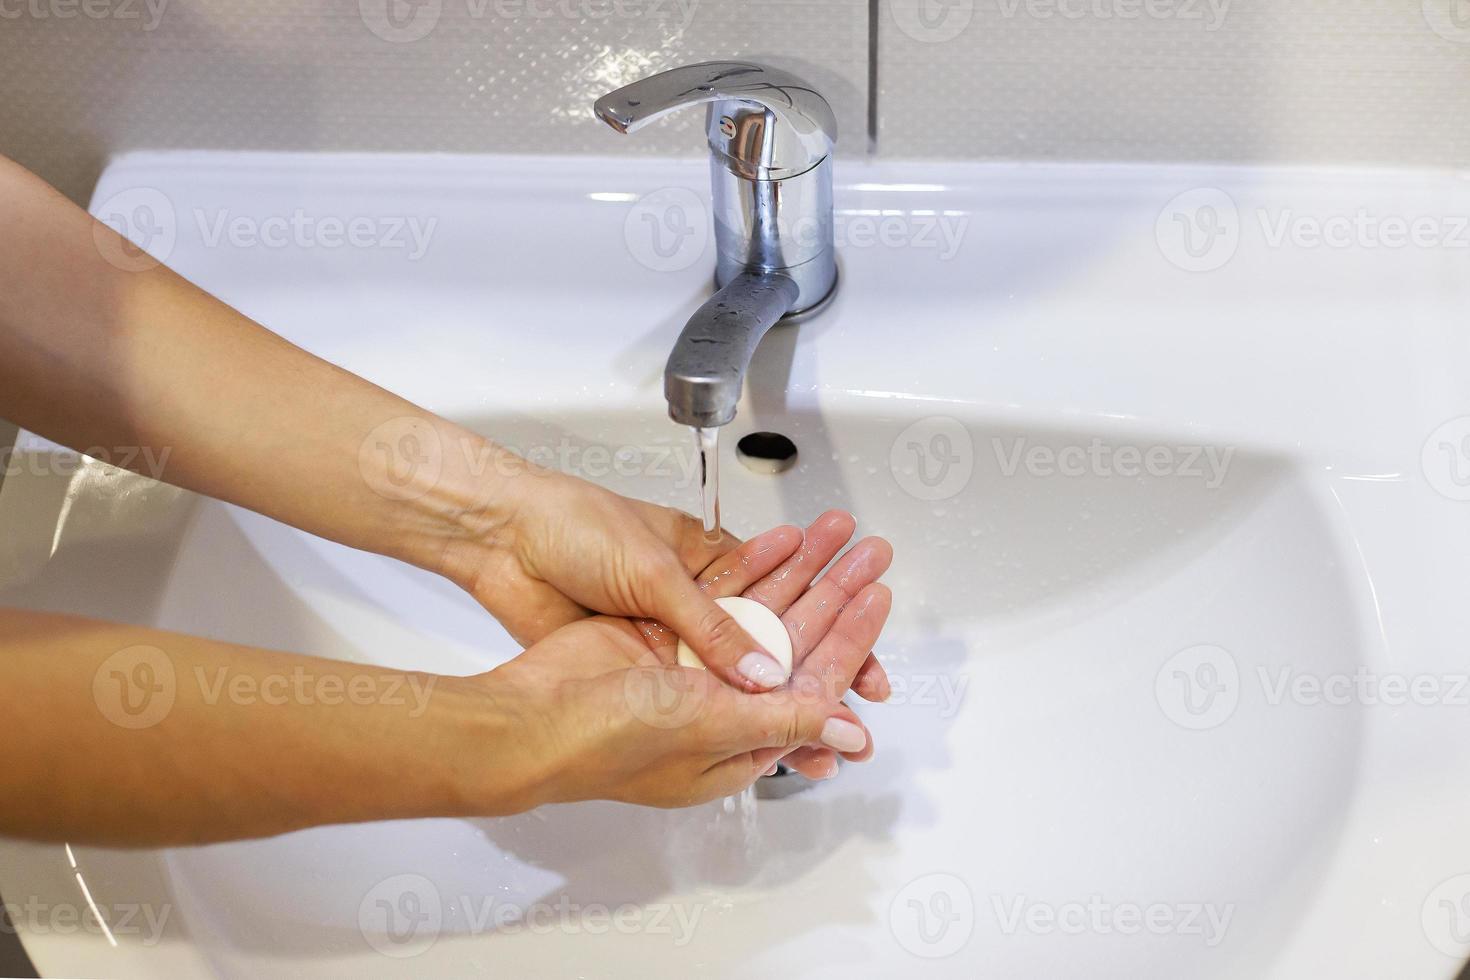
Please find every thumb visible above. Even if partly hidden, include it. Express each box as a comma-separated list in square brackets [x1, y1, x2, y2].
[647, 561, 789, 692]
[710, 684, 870, 757]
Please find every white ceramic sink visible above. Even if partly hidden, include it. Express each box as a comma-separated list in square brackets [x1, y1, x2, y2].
[3, 152, 1470, 978]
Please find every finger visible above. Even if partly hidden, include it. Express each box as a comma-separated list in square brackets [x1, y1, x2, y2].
[830, 701, 875, 763]
[646, 560, 789, 692]
[638, 524, 804, 659]
[851, 653, 892, 702]
[781, 746, 839, 779]
[696, 524, 804, 598]
[799, 583, 893, 701]
[805, 698, 873, 762]
[784, 536, 893, 664]
[744, 510, 856, 615]
[631, 616, 678, 658]
[701, 681, 870, 756]
[638, 502, 742, 575]
[696, 746, 790, 800]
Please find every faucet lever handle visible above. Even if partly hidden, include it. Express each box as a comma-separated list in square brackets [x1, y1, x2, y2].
[594, 61, 836, 180]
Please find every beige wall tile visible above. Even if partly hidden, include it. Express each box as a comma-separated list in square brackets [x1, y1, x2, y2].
[0, 0, 871, 203]
[878, 0, 1470, 166]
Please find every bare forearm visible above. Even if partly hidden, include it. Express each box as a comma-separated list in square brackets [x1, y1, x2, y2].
[0, 608, 540, 846]
[0, 155, 513, 576]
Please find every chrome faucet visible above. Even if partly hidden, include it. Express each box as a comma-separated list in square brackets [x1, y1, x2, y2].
[595, 61, 838, 428]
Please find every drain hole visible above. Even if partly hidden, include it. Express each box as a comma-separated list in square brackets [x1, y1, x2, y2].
[736, 432, 798, 474]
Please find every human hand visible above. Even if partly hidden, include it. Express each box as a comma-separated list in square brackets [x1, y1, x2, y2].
[434, 457, 796, 694]
[634, 510, 894, 780]
[478, 613, 870, 809]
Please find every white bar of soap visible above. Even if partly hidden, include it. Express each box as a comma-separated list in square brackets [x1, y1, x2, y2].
[676, 596, 793, 676]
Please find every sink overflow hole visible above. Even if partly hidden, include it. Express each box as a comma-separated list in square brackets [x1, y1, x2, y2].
[735, 432, 798, 475]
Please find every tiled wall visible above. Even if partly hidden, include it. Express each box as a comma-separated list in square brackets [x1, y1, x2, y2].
[880, 0, 1470, 166]
[0, 0, 870, 203]
[1, 0, 1468, 205]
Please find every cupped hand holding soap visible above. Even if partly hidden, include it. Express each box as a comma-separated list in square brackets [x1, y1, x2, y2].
[676, 596, 793, 681]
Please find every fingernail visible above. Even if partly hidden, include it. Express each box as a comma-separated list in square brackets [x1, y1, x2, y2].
[856, 672, 890, 703]
[736, 652, 787, 690]
[762, 762, 779, 777]
[820, 718, 867, 754]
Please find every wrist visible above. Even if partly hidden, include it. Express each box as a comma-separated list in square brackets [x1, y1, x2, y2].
[376, 420, 539, 586]
[425, 669, 556, 818]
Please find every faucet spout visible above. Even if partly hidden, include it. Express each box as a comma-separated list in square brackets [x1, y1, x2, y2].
[599, 62, 836, 429]
[664, 271, 800, 428]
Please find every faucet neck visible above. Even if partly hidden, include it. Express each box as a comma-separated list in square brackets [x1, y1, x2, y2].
[663, 272, 801, 429]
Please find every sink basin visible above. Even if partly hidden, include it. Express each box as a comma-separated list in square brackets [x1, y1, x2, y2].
[3, 152, 1470, 978]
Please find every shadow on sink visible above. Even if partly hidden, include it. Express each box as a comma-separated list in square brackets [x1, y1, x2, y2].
[453, 400, 1293, 635]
